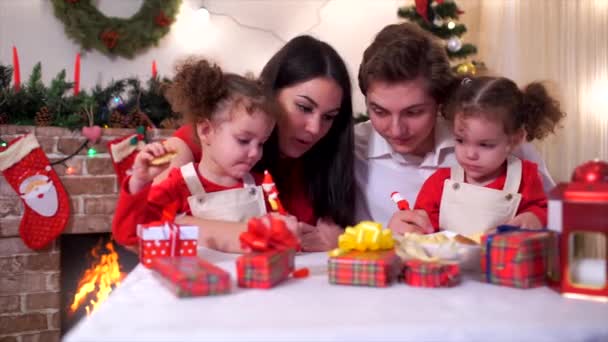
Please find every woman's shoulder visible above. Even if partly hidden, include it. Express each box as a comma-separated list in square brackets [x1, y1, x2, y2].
[172, 124, 202, 162]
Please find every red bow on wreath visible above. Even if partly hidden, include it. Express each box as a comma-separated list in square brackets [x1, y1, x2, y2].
[240, 215, 300, 252]
[100, 30, 120, 49]
[155, 11, 172, 27]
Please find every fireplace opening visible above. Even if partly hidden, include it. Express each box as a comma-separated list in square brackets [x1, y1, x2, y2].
[60, 233, 139, 336]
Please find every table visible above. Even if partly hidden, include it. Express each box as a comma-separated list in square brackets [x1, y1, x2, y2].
[64, 248, 608, 341]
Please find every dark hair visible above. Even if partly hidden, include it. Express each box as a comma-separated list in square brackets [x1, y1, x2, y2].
[257, 35, 355, 227]
[358, 22, 455, 104]
[443, 76, 566, 141]
[164, 57, 278, 125]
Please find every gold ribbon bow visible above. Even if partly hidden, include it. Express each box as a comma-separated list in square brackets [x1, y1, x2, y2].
[329, 221, 394, 257]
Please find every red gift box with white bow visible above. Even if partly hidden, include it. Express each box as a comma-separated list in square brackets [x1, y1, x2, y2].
[137, 222, 199, 268]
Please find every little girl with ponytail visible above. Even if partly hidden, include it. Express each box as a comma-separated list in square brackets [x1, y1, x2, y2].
[412, 76, 566, 238]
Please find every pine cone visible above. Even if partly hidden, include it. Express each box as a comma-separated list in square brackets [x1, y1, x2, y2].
[128, 112, 146, 128]
[0, 113, 8, 125]
[35, 106, 53, 126]
[109, 110, 123, 128]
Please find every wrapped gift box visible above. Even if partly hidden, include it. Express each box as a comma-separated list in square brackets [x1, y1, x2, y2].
[328, 250, 402, 287]
[403, 260, 461, 288]
[481, 226, 554, 288]
[151, 256, 231, 297]
[236, 248, 296, 289]
[137, 222, 199, 268]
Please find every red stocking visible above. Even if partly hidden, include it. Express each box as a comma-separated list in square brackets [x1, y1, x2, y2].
[0, 134, 70, 249]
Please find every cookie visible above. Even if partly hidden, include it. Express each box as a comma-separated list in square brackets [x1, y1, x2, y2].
[454, 234, 478, 245]
[150, 152, 177, 166]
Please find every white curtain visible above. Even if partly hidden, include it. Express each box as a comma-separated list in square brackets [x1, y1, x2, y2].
[477, 0, 608, 182]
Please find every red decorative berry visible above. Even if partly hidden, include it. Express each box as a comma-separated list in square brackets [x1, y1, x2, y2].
[292, 268, 310, 278]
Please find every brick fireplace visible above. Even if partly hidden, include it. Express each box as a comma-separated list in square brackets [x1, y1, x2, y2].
[0, 125, 173, 342]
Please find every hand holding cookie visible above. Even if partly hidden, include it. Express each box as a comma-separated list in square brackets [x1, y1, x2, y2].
[129, 142, 177, 193]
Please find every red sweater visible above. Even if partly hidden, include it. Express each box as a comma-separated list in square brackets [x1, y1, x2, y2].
[112, 165, 264, 246]
[414, 160, 548, 231]
[275, 158, 317, 226]
[173, 125, 202, 163]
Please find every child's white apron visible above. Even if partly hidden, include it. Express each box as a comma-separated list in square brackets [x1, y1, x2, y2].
[439, 156, 523, 237]
[180, 163, 267, 222]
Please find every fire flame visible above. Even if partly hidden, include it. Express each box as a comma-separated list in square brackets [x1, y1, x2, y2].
[70, 241, 124, 315]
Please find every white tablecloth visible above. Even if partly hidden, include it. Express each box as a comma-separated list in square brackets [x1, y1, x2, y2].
[64, 248, 608, 342]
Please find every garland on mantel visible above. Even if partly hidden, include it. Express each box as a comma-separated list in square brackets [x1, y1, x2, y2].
[51, 0, 181, 59]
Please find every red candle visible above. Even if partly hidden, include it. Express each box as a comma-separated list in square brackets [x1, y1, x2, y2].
[74, 53, 81, 96]
[152, 60, 157, 78]
[12, 46, 20, 92]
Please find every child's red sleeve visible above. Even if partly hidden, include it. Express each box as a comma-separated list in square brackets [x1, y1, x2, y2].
[112, 177, 153, 246]
[517, 162, 548, 226]
[112, 169, 184, 246]
[414, 169, 450, 232]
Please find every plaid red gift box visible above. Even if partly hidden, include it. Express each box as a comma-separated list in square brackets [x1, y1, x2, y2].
[137, 222, 199, 268]
[403, 260, 461, 288]
[328, 250, 402, 287]
[481, 225, 554, 288]
[236, 248, 296, 289]
[151, 256, 231, 297]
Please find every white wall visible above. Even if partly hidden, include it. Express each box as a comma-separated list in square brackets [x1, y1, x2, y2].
[0, 0, 481, 114]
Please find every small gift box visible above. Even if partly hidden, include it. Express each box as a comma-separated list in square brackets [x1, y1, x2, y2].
[327, 221, 399, 287]
[151, 256, 231, 297]
[236, 215, 300, 289]
[137, 222, 199, 268]
[481, 225, 554, 288]
[403, 260, 461, 288]
[328, 250, 402, 287]
[236, 248, 296, 288]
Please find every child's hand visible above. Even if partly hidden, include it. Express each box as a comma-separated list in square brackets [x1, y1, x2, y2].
[266, 213, 298, 236]
[129, 142, 174, 193]
[296, 218, 342, 252]
[388, 210, 434, 235]
[505, 212, 543, 229]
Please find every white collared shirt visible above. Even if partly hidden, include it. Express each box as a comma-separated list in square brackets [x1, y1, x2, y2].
[354, 119, 556, 226]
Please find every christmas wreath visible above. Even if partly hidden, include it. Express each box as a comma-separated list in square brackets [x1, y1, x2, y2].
[51, 0, 181, 59]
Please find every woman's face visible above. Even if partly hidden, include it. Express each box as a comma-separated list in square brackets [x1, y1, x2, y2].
[275, 77, 343, 158]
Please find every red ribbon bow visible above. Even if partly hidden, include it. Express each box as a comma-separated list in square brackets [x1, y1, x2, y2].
[240, 215, 300, 252]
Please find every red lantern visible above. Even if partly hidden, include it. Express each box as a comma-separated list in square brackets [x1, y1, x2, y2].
[548, 160, 608, 302]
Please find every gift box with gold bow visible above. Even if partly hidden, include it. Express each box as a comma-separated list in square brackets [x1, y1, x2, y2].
[481, 225, 555, 288]
[137, 222, 199, 268]
[151, 256, 231, 297]
[236, 215, 299, 289]
[327, 221, 401, 287]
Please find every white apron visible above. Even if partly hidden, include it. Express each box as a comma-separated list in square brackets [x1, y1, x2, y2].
[181, 163, 267, 222]
[439, 156, 523, 237]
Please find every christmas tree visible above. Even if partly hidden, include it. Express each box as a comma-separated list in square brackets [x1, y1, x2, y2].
[398, 0, 483, 75]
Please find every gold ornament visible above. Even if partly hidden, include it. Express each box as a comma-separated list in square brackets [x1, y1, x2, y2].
[456, 62, 477, 76]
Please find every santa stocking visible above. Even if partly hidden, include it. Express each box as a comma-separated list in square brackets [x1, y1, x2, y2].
[107, 134, 145, 186]
[0, 134, 70, 250]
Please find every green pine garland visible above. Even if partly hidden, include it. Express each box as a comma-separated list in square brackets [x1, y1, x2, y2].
[51, 0, 181, 59]
[0, 62, 177, 129]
